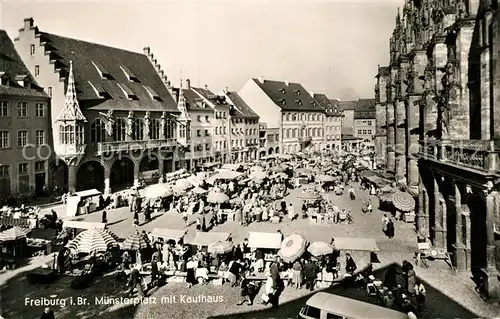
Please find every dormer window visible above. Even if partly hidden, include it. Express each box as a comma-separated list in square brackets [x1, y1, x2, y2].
[294, 90, 301, 96]
[121, 66, 140, 83]
[0, 73, 9, 86]
[88, 81, 107, 98]
[143, 85, 162, 101]
[92, 61, 113, 80]
[310, 101, 317, 106]
[295, 100, 302, 106]
[280, 99, 286, 105]
[280, 88, 286, 94]
[15, 75, 29, 88]
[117, 83, 138, 100]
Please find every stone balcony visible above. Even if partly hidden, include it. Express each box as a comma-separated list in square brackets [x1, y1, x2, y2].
[418, 139, 500, 174]
[94, 138, 177, 156]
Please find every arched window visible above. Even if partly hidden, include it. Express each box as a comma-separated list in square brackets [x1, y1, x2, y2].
[76, 124, 84, 144]
[113, 118, 126, 141]
[91, 118, 106, 143]
[286, 128, 291, 138]
[292, 128, 297, 138]
[307, 128, 311, 136]
[285, 113, 290, 121]
[165, 118, 176, 139]
[151, 118, 160, 140]
[133, 118, 144, 140]
[312, 128, 316, 137]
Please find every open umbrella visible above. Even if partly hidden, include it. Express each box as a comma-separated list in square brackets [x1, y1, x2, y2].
[317, 175, 336, 183]
[392, 191, 415, 212]
[207, 191, 230, 204]
[67, 229, 118, 254]
[308, 241, 334, 257]
[192, 187, 207, 194]
[121, 231, 148, 250]
[278, 233, 307, 262]
[214, 170, 243, 180]
[144, 183, 171, 199]
[0, 226, 31, 241]
[207, 240, 233, 254]
[175, 178, 193, 191]
[297, 190, 321, 200]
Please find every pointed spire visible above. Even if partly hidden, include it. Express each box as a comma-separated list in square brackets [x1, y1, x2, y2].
[396, 7, 401, 26]
[177, 88, 190, 121]
[57, 61, 87, 122]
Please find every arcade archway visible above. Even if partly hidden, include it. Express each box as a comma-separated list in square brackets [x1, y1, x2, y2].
[275, 147, 279, 154]
[467, 194, 487, 274]
[50, 160, 68, 193]
[111, 157, 135, 191]
[268, 148, 274, 155]
[76, 161, 105, 192]
[139, 154, 159, 184]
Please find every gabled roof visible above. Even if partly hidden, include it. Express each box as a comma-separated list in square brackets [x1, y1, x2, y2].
[314, 93, 342, 117]
[181, 87, 213, 112]
[251, 78, 323, 111]
[226, 91, 259, 119]
[0, 30, 48, 98]
[192, 87, 228, 107]
[339, 100, 357, 111]
[354, 98, 376, 119]
[36, 31, 177, 112]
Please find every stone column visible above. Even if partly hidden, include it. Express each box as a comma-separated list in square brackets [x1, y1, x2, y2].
[103, 167, 111, 196]
[68, 164, 78, 194]
[452, 184, 467, 270]
[395, 99, 406, 181]
[432, 175, 446, 248]
[482, 11, 493, 139]
[386, 103, 396, 171]
[133, 161, 140, 187]
[482, 191, 499, 300]
[375, 102, 387, 166]
[407, 95, 421, 192]
[158, 159, 164, 183]
[418, 173, 430, 238]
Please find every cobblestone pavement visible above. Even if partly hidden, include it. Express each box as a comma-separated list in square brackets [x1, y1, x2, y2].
[6, 183, 497, 318]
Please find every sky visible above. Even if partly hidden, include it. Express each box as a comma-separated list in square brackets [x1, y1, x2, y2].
[0, 0, 403, 100]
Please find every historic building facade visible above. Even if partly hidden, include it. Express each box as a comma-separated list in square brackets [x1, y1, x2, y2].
[314, 94, 343, 151]
[222, 89, 260, 162]
[374, 66, 390, 167]
[0, 30, 51, 196]
[378, 1, 500, 300]
[239, 77, 325, 154]
[14, 18, 184, 195]
[258, 123, 280, 158]
[353, 98, 376, 145]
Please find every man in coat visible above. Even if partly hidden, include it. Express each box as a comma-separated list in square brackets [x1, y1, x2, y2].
[303, 260, 317, 291]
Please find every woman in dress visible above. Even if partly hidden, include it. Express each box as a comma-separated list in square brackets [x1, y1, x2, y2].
[186, 257, 198, 288]
[292, 260, 302, 289]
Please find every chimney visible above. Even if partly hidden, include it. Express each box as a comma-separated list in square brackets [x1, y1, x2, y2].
[285, 81, 289, 86]
[204, 84, 208, 90]
[23, 18, 34, 30]
[143, 47, 151, 56]
[186, 79, 191, 89]
[258, 76, 264, 83]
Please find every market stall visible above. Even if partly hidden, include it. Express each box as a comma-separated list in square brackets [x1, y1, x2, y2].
[332, 237, 379, 274]
[189, 232, 231, 247]
[150, 228, 187, 243]
[66, 189, 102, 217]
[0, 226, 31, 267]
[0, 206, 39, 229]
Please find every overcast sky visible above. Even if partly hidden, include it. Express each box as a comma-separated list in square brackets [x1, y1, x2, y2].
[0, 0, 403, 100]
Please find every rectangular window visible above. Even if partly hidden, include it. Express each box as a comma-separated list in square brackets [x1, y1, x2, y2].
[35, 161, 45, 172]
[205, 116, 209, 122]
[47, 87, 52, 97]
[0, 165, 10, 194]
[35, 130, 45, 145]
[223, 127, 227, 134]
[215, 127, 219, 135]
[18, 163, 29, 175]
[0, 101, 8, 116]
[223, 141, 227, 148]
[17, 102, 27, 117]
[197, 115, 201, 122]
[35, 65, 40, 76]
[0, 131, 10, 148]
[35, 103, 45, 117]
[18, 130, 28, 147]
[0, 165, 9, 177]
[205, 143, 210, 150]
[205, 130, 209, 136]
[30, 44, 35, 55]
[197, 129, 201, 137]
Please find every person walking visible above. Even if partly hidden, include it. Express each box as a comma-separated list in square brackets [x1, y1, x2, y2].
[414, 279, 426, 312]
[382, 214, 389, 236]
[101, 210, 107, 224]
[237, 273, 252, 306]
[345, 253, 357, 275]
[387, 219, 395, 238]
[303, 260, 317, 291]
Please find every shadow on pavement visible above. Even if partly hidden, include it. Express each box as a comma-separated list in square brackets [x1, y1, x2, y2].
[209, 262, 481, 319]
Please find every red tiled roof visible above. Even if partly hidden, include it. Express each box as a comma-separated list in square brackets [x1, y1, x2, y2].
[252, 78, 323, 111]
[0, 30, 49, 98]
[36, 31, 177, 112]
[226, 91, 259, 118]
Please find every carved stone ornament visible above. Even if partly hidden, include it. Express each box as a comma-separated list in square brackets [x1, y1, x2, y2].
[144, 111, 151, 138]
[105, 110, 114, 136]
[160, 111, 167, 139]
[126, 111, 134, 137]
